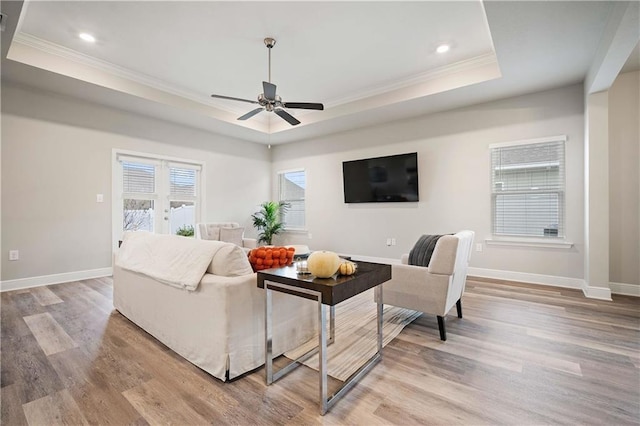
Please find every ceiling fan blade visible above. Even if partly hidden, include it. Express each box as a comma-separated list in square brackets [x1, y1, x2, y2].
[274, 109, 301, 126]
[263, 81, 277, 101]
[283, 102, 324, 110]
[211, 94, 259, 105]
[237, 108, 264, 120]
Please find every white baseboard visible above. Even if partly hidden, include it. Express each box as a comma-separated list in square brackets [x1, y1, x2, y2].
[0, 267, 113, 292]
[349, 255, 400, 265]
[352, 260, 602, 299]
[609, 282, 640, 297]
[581, 283, 612, 300]
[468, 267, 585, 290]
[466, 267, 617, 301]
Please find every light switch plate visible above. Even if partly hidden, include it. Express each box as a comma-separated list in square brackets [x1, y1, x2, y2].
[96, 194, 104, 203]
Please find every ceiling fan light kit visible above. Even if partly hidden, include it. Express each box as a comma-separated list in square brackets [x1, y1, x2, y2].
[211, 37, 324, 126]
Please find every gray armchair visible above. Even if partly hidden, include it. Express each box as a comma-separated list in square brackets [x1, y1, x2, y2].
[377, 230, 475, 341]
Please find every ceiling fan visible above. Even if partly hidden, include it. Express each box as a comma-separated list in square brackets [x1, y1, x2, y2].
[210, 38, 324, 126]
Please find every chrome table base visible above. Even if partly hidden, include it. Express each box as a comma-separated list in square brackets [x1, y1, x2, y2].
[264, 280, 383, 415]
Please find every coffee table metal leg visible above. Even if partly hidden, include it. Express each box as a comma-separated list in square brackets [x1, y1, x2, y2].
[264, 280, 384, 416]
[265, 287, 273, 384]
[375, 285, 383, 354]
[264, 281, 323, 385]
[329, 305, 335, 344]
[319, 297, 328, 414]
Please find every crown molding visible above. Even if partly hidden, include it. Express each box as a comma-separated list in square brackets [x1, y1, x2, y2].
[326, 52, 499, 107]
[12, 32, 244, 115]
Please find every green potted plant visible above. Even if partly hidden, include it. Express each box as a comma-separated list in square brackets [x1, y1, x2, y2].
[251, 201, 289, 245]
[175, 224, 195, 237]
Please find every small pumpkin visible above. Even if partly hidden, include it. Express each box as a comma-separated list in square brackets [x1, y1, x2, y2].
[307, 251, 341, 278]
[338, 261, 358, 276]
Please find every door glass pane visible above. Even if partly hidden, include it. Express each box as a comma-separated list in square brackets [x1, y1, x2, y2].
[170, 167, 196, 197]
[123, 199, 154, 232]
[170, 201, 195, 237]
[123, 162, 155, 193]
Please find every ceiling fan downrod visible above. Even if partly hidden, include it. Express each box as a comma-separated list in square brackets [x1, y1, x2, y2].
[264, 37, 276, 83]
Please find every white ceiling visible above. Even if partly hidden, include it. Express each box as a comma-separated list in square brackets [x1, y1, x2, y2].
[1, 1, 636, 145]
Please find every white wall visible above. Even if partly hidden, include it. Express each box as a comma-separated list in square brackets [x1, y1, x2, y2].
[1, 83, 271, 282]
[609, 70, 640, 287]
[272, 84, 586, 281]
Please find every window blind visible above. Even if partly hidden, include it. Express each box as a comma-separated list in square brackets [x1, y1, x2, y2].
[279, 170, 306, 229]
[491, 139, 565, 237]
[122, 161, 155, 194]
[169, 167, 197, 197]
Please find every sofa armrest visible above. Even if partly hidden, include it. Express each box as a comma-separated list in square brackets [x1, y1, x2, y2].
[242, 238, 257, 249]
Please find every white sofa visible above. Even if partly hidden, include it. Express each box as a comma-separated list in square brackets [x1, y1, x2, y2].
[197, 222, 257, 250]
[114, 231, 316, 381]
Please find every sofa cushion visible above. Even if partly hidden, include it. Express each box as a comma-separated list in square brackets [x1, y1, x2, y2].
[220, 227, 244, 246]
[208, 243, 253, 277]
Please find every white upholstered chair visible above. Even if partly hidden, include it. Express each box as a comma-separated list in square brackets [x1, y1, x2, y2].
[377, 230, 475, 341]
[197, 222, 257, 250]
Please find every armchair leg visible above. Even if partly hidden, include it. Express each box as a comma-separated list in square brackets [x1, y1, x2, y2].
[456, 299, 462, 318]
[437, 315, 446, 341]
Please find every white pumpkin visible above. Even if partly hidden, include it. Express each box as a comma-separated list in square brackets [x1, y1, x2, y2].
[339, 261, 357, 276]
[307, 251, 341, 278]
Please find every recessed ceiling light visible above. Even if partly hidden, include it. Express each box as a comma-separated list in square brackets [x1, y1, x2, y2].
[436, 44, 450, 54]
[79, 33, 96, 43]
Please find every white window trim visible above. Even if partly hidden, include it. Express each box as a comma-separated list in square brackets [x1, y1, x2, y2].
[489, 134, 567, 149]
[489, 135, 568, 246]
[277, 168, 307, 232]
[485, 236, 574, 249]
[112, 149, 206, 251]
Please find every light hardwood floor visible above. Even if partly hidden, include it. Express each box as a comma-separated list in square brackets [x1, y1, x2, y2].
[1, 277, 639, 425]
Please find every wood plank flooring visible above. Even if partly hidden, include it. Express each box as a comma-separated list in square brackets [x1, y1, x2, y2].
[1, 277, 638, 425]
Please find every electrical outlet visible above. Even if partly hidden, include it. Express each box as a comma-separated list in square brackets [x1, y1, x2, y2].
[476, 243, 483, 252]
[96, 193, 104, 203]
[9, 250, 19, 261]
[391, 238, 396, 246]
[386, 238, 392, 246]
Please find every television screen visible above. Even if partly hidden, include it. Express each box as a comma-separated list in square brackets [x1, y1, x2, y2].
[343, 153, 419, 203]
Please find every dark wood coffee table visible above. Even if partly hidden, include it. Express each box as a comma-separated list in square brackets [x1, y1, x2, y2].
[257, 261, 391, 415]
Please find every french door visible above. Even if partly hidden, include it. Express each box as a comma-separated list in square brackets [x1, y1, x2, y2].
[113, 151, 203, 247]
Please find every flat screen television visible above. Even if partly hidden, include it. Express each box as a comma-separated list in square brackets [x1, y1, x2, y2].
[343, 152, 419, 203]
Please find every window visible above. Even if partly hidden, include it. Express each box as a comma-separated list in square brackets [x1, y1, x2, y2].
[278, 169, 306, 229]
[168, 164, 198, 235]
[114, 152, 203, 245]
[122, 159, 157, 232]
[491, 136, 565, 238]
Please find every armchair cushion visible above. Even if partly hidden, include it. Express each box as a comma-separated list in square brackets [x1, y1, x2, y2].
[220, 227, 244, 247]
[199, 223, 222, 240]
[408, 234, 445, 267]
